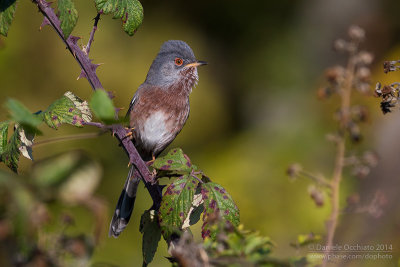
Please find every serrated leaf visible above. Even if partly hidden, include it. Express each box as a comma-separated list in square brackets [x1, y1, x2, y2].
[5, 99, 42, 128]
[159, 175, 199, 242]
[0, 127, 21, 172]
[0, 0, 17, 37]
[58, 0, 78, 39]
[0, 122, 9, 155]
[90, 90, 116, 124]
[43, 91, 92, 129]
[122, 0, 143, 36]
[201, 182, 240, 240]
[152, 148, 194, 173]
[140, 210, 161, 266]
[94, 0, 143, 36]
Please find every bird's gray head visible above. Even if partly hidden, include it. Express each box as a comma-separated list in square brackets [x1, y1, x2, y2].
[144, 40, 207, 88]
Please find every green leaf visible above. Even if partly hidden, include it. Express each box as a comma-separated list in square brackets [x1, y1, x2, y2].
[0, 122, 9, 155]
[94, 0, 143, 36]
[90, 90, 116, 124]
[140, 210, 161, 266]
[0, 123, 36, 171]
[201, 182, 240, 240]
[58, 0, 78, 39]
[43, 91, 92, 129]
[0, 127, 21, 173]
[5, 99, 42, 128]
[159, 175, 199, 242]
[290, 233, 321, 248]
[203, 224, 274, 264]
[0, 0, 17, 37]
[152, 148, 194, 174]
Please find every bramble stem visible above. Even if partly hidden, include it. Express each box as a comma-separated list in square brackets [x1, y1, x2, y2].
[32, 0, 161, 207]
[34, 0, 103, 90]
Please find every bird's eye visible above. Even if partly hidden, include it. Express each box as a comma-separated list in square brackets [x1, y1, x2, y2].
[174, 57, 183, 66]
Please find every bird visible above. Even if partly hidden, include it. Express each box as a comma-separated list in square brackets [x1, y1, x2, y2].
[109, 40, 207, 237]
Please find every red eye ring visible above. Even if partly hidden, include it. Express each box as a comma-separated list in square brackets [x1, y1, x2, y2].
[174, 57, 183, 66]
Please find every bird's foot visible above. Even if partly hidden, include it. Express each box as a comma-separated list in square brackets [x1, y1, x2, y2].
[146, 155, 156, 167]
[122, 128, 135, 140]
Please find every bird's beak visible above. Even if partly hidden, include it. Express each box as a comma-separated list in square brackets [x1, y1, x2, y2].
[184, 61, 208, 68]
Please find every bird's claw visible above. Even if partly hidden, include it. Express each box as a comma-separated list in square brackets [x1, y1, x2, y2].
[146, 155, 156, 167]
[122, 127, 135, 140]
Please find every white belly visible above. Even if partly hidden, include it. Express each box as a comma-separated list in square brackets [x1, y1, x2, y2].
[141, 111, 170, 148]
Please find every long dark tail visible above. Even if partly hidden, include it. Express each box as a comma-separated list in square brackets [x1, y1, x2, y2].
[109, 166, 141, 237]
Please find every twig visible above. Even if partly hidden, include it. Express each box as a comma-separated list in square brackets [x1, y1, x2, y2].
[33, 132, 101, 147]
[83, 13, 100, 55]
[298, 170, 331, 189]
[32, 0, 161, 207]
[322, 48, 357, 266]
[190, 173, 204, 184]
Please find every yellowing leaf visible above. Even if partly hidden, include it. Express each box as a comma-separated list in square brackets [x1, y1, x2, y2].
[43, 91, 92, 129]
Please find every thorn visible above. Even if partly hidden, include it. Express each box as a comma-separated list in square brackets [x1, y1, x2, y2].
[77, 69, 87, 80]
[40, 17, 50, 30]
[69, 36, 81, 45]
[43, 1, 53, 8]
[107, 90, 115, 99]
[91, 63, 101, 72]
[90, 63, 103, 74]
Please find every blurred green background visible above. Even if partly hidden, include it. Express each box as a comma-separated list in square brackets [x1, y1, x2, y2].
[1, 0, 400, 266]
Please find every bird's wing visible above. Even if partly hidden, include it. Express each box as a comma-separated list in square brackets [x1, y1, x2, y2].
[126, 92, 138, 119]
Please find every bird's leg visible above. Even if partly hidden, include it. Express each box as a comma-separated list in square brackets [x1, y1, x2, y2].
[146, 155, 156, 166]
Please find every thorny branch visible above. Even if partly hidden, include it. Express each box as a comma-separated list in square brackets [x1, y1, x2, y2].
[35, 0, 102, 90]
[32, 0, 162, 208]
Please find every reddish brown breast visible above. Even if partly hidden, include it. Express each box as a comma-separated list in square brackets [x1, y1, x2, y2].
[129, 84, 191, 159]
